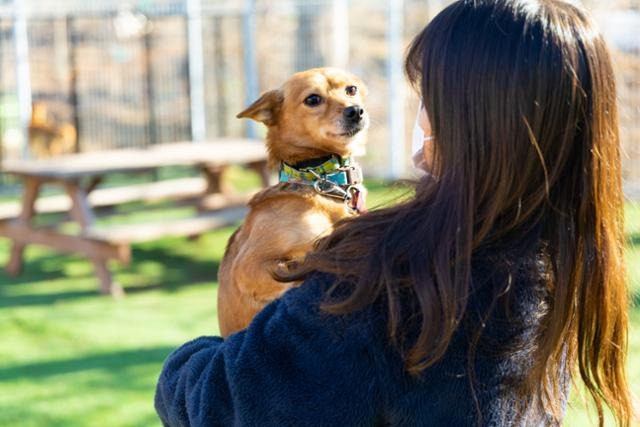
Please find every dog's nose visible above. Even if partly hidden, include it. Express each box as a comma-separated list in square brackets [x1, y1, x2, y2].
[344, 106, 364, 123]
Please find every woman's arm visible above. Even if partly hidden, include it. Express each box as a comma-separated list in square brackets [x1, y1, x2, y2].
[155, 278, 382, 426]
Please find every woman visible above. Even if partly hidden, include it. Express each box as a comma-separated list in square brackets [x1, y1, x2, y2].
[155, 0, 632, 425]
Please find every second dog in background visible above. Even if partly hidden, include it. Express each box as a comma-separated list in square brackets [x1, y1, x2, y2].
[218, 67, 369, 336]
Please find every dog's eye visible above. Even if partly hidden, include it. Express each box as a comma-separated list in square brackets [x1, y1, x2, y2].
[303, 94, 323, 107]
[345, 85, 358, 96]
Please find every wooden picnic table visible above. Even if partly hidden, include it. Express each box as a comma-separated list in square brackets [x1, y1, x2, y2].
[0, 139, 269, 296]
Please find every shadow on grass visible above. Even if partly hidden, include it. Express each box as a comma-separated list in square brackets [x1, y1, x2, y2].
[0, 243, 221, 309]
[628, 232, 640, 248]
[631, 291, 640, 308]
[0, 346, 175, 382]
[0, 290, 100, 308]
[0, 254, 69, 286]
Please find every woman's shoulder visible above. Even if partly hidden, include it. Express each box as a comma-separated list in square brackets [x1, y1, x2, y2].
[464, 249, 551, 374]
[278, 272, 386, 337]
[471, 242, 548, 294]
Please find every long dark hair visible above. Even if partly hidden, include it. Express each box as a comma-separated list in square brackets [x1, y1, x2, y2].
[286, 0, 631, 424]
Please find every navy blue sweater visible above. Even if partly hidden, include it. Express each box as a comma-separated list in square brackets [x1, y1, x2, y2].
[155, 255, 567, 426]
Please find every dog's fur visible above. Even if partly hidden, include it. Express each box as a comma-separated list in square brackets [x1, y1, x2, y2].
[29, 102, 77, 158]
[217, 68, 369, 336]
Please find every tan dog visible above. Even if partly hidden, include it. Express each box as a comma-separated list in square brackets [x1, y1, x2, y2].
[29, 102, 77, 158]
[218, 68, 369, 336]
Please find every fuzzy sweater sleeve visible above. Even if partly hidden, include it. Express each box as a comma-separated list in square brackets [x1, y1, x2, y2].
[154, 276, 382, 427]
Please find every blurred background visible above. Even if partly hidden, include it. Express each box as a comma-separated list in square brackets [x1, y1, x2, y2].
[0, 1, 638, 426]
[0, 0, 638, 183]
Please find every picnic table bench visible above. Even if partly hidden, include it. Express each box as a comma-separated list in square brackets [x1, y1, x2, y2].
[0, 139, 269, 296]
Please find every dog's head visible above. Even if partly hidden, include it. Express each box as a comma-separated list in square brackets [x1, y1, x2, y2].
[237, 67, 369, 165]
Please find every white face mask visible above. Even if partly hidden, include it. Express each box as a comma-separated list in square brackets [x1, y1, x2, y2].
[411, 106, 434, 171]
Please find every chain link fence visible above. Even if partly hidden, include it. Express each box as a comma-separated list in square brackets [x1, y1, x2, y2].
[0, 0, 638, 196]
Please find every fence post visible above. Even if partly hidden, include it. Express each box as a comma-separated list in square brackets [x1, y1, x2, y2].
[330, 0, 349, 69]
[13, 0, 32, 159]
[187, 0, 206, 142]
[66, 16, 81, 152]
[143, 30, 157, 146]
[242, 0, 259, 139]
[387, 0, 405, 178]
[212, 15, 227, 136]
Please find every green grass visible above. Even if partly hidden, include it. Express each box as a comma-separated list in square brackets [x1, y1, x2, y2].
[0, 175, 637, 426]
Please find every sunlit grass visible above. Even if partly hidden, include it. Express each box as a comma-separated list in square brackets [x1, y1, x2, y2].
[0, 176, 637, 426]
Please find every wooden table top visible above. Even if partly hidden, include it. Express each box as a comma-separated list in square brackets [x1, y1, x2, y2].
[1, 139, 268, 179]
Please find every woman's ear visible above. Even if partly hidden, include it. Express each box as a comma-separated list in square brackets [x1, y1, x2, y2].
[236, 90, 284, 126]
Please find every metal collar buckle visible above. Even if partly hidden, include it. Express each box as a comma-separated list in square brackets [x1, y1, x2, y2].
[339, 165, 363, 185]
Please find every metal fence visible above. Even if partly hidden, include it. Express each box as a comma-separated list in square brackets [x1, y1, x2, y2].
[0, 0, 638, 192]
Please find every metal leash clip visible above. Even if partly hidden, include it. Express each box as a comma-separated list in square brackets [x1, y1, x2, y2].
[308, 169, 353, 202]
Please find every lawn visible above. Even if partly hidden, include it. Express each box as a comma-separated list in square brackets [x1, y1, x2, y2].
[0, 174, 637, 427]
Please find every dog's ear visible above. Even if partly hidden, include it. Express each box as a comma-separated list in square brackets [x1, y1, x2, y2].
[236, 90, 284, 126]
